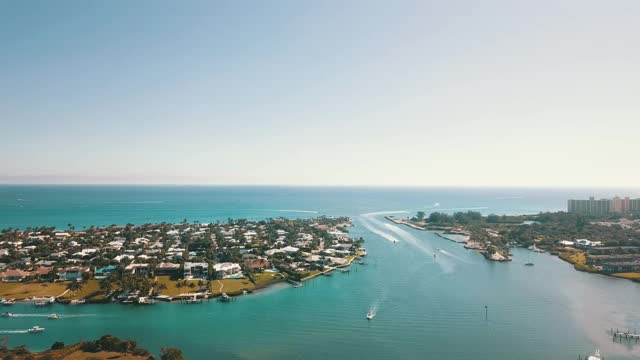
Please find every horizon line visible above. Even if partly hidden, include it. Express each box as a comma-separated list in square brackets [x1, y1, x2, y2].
[0, 183, 639, 189]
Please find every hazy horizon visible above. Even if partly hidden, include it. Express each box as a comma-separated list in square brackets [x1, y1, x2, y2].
[2, 1, 639, 187]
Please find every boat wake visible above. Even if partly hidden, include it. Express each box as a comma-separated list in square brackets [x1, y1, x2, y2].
[360, 211, 457, 272]
[436, 248, 470, 263]
[360, 219, 400, 243]
[273, 209, 319, 214]
[9, 313, 96, 318]
[359, 212, 402, 243]
[0, 330, 29, 334]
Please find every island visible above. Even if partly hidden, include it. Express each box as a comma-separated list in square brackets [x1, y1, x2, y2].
[388, 210, 640, 282]
[0, 217, 365, 304]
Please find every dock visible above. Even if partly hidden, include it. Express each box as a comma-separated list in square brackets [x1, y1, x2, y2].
[611, 328, 640, 343]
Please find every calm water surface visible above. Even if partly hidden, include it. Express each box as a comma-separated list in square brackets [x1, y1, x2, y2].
[1, 186, 639, 359]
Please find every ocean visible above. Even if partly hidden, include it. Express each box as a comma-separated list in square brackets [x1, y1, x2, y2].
[1, 185, 639, 359]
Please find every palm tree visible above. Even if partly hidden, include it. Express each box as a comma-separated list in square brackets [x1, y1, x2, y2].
[67, 280, 83, 296]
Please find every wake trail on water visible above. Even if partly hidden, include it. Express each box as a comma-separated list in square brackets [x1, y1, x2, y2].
[11, 314, 96, 318]
[436, 248, 472, 264]
[0, 330, 29, 334]
[360, 219, 400, 243]
[360, 211, 457, 273]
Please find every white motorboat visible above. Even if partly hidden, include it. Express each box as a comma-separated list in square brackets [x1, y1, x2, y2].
[587, 349, 602, 360]
[366, 310, 376, 320]
[2, 312, 16, 318]
[28, 326, 45, 333]
[1, 299, 15, 306]
[48, 314, 60, 320]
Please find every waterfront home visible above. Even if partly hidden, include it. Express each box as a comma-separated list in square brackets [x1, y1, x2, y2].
[184, 262, 209, 279]
[94, 265, 118, 280]
[575, 239, 603, 248]
[33, 266, 54, 281]
[0, 269, 31, 282]
[558, 240, 575, 246]
[57, 266, 90, 281]
[155, 262, 180, 277]
[244, 257, 270, 271]
[602, 261, 640, 273]
[588, 246, 640, 255]
[213, 262, 242, 279]
[124, 263, 150, 277]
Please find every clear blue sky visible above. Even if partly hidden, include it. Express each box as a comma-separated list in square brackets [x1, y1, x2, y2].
[2, 0, 639, 186]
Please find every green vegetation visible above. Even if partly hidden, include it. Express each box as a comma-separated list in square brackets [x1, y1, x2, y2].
[161, 347, 185, 360]
[0, 336, 160, 360]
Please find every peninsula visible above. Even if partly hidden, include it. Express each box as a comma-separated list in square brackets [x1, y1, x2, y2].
[0, 217, 365, 304]
[388, 210, 640, 282]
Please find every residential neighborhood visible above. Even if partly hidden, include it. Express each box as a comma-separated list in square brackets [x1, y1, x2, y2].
[0, 216, 365, 303]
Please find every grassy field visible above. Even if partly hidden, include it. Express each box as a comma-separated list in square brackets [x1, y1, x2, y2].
[155, 276, 204, 297]
[62, 280, 103, 301]
[252, 272, 284, 286]
[213, 279, 254, 296]
[0, 282, 67, 299]
[612, 272, 640, 280]
[559, 248, 586, 265]
[0, 280, 104, 301]
[558, 248, 597, 272]
[301, 270, 321, 280]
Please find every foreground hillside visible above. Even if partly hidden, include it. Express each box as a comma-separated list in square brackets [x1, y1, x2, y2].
[0, 335, 184, 360]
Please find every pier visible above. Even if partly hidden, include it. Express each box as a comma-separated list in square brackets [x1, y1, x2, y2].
[610, 328, 640, 343]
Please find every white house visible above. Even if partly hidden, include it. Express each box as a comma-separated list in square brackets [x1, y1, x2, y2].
[213, 262, 242, 279]
[184, 262, 209, 279]
[575, 239, 603, 248]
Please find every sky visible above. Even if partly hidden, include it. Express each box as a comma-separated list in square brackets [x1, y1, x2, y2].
[1, 0, 639, 187]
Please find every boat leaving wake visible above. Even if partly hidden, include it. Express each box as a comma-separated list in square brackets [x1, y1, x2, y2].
[359, 212, 404, 243]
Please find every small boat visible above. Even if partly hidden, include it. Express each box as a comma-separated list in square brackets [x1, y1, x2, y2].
[2, 312, 16, 318]
[48, 314, 60, 320]
[366, 310, 376, 320]
[219, 293, 231, 302]
[186, 295, 202, 304]
[587, 349, 602, 360]
[338, 268, 350, 273]
[137, 297, 157, 305]
[33, 301, 48, 307]
[524, 253, 534, 266]
[28, 326, 45, 333]
[1, 299, 15, 306]
[69, 299, 85, 305]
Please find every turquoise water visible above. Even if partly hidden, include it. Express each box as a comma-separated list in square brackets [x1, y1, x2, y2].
[1, 186, 640, 359]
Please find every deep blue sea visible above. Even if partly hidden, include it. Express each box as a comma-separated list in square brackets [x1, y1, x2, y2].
[1, 186, 639, 359]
